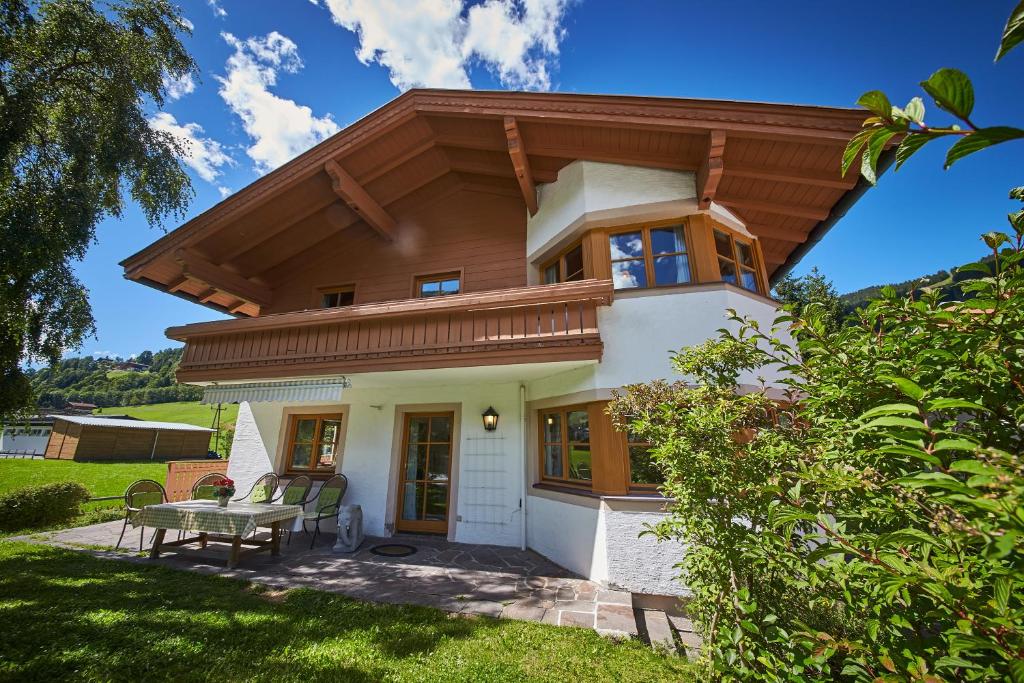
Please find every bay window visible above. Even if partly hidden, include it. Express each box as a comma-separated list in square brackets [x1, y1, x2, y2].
[608, 222, 692, 290]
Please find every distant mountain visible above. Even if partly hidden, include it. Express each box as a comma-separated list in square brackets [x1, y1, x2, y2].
[28, 348, 201, 410]
[840, 253, 997, 314]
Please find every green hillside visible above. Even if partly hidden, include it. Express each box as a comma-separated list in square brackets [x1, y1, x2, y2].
[840, 253, 996, 313]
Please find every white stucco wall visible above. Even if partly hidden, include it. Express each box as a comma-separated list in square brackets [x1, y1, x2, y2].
[227, 381, 525, 546]
[526, 493, 605, 580]
[602, 503, 687, 596]
[527, 161, 698, 263]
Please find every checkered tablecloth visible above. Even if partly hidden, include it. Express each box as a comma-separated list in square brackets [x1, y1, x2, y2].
[130, 500, 302, 538]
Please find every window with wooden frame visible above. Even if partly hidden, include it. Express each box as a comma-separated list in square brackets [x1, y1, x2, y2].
[539, 407, 592, 486]
[713, 228, 762, 294]
[415, 272, 461, 298]
[625, 431, 663, 489]
[542, 241, 585, 284]
[284, 414, 343, 475]
[608, 221, 692, 290]
[318, 285, 355, 309]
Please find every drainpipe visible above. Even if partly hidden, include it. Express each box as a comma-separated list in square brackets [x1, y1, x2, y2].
[519, 383, 528, 551]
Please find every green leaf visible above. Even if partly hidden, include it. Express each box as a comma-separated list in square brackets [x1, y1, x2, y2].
[842, 128, 876, 177]
[933, 438, 981, 453]
[875, 528, 939, 549]
[996, 0, 1024, 61]
[858, 403, 920, 420]
[857, 415, 928, 432]
[892, 471, 974, 495]
[860, 127, 898, 185]
[950, 459, 1008, 477]
[857, 90, 893, 119]
[879, 375, 925, 401]
[994, 576, 1011, 613]
[894, 133, 934, 170]
[945, 127, 1024, 168]
[927, 398, 989, 414]
[920, 68, 975, 121]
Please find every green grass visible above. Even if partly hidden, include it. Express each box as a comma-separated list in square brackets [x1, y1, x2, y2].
[0, 460, 166, 503]
[0, 541, 693, 682]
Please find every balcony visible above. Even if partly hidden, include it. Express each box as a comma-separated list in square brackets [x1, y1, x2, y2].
[167, 280, 614, 383]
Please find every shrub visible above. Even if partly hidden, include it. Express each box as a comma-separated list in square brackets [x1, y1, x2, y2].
[0, 482, 91, 532]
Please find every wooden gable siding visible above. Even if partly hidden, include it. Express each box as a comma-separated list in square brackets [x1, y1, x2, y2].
[263, 188, 527, 314]
[43, 419, 211, 461]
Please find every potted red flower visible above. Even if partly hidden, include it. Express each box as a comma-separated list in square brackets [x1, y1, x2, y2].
[211, 477, 235, 507]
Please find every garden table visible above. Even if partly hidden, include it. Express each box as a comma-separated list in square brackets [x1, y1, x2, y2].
[131, 500, 303, 568]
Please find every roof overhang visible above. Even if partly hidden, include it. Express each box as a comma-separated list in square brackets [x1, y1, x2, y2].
[122, 89, 879, 314]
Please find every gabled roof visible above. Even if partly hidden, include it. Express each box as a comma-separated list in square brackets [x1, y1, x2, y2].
[122, 89, 876, 317]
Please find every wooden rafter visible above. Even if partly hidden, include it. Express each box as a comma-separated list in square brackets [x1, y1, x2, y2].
[746, 224, 810, 243]
[696, 130, 726, 210]
[196, 288, 220, 304]
[166, 275, 191, 293]
[174, 248, 271, 307]
[323, 159, 396, 241]
[504, 117, 538, 215]
[227, 300, 249, 315]
[725, 163, 856, 190]
[715, 196, 830, 222]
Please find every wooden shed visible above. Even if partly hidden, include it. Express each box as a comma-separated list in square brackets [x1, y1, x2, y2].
[44, 415, 214, 462]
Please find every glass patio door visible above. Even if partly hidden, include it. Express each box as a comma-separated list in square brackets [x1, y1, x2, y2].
[396, 412, 454, 534]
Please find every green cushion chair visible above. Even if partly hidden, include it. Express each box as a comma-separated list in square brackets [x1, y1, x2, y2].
[116, 479, 167, 551]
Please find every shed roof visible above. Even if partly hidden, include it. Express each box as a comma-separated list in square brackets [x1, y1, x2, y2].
[50, 415, 214, 433]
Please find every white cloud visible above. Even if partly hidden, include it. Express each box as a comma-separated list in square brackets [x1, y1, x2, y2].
[161, 71, 195, 101]
[218, 186, 232, 198]
[216, 32, 339, 173]
[208, 0, 227, 17]
[321, 0, 570, 91]
[148, 112, 234, 183]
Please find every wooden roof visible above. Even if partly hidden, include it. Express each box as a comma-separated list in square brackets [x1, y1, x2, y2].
[121, 89, 872, 317]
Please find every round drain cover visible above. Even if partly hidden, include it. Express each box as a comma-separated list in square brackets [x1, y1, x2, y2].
[369, 543, 417, 557]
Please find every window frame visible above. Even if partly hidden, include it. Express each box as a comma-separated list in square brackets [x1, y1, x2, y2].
[315, 284, 356, 309]
[283, 413, 344, 476]
[606, 219, 695, 291]
[541, 240, 586, 285]
[712, 226, 765, 295]
[623, 431, 662, 491]
[413, 271, 463, 299]
[538, 405, 593, 488]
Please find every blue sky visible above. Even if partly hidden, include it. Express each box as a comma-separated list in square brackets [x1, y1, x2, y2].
[77, 0, 1024, 360]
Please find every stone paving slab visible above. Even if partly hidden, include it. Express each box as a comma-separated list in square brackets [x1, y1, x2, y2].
[16, 520, 641, 639]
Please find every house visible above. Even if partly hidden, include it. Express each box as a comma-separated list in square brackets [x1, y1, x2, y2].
[112, 360, 151, 372]
[120, 90, 872, 596]
[1, 417, 54, 455]
[65, 401, 98, 413]
[44, 415, 214, 461]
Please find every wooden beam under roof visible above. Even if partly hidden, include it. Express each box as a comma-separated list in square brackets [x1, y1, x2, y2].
[227, 300, 249, 315]
[746, 224, 810, 244]
[696, 130, 726, 210]
[174, 248, 272, 307]
[166, 275, 191, 293]
[725, 163, 857, 190]
[503, 117, 538, 215]
[196, 288, 220, 304]
[324, 159, 396, 241]
[715, 195, 831, 222]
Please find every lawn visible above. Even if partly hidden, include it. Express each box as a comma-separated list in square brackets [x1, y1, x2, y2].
[0, 460, 166, 504]
[95, 401, 238, 451]
[0, 541, 694, 682]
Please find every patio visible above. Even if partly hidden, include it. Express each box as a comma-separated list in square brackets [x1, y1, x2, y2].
[20, 520, 697, 647]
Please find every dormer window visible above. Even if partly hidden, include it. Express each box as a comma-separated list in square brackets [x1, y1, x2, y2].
[319, 286, 355, 308]
[416, 272, 461, 298]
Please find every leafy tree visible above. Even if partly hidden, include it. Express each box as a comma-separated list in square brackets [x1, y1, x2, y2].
[772, 267, 844, 332]
[0, 0, 196, 420]
[609, 5, 1024, 679]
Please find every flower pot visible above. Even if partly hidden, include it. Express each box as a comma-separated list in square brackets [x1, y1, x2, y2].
[217, 495, 230, 508]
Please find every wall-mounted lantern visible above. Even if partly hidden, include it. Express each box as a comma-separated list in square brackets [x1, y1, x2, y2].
[482, 406, 499, 432]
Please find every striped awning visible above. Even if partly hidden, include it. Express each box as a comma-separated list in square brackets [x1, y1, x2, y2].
[201, 378, 350, 404]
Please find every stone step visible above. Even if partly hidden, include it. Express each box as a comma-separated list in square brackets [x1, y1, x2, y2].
[642, 608, 677, 652]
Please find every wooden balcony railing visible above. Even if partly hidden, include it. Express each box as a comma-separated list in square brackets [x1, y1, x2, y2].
[167, 279, 614, 382]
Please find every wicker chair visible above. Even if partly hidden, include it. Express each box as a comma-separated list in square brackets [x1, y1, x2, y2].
[232, 473, 279, 503]
[116, 479, 167, 551]
[294, 474, 348, 549]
